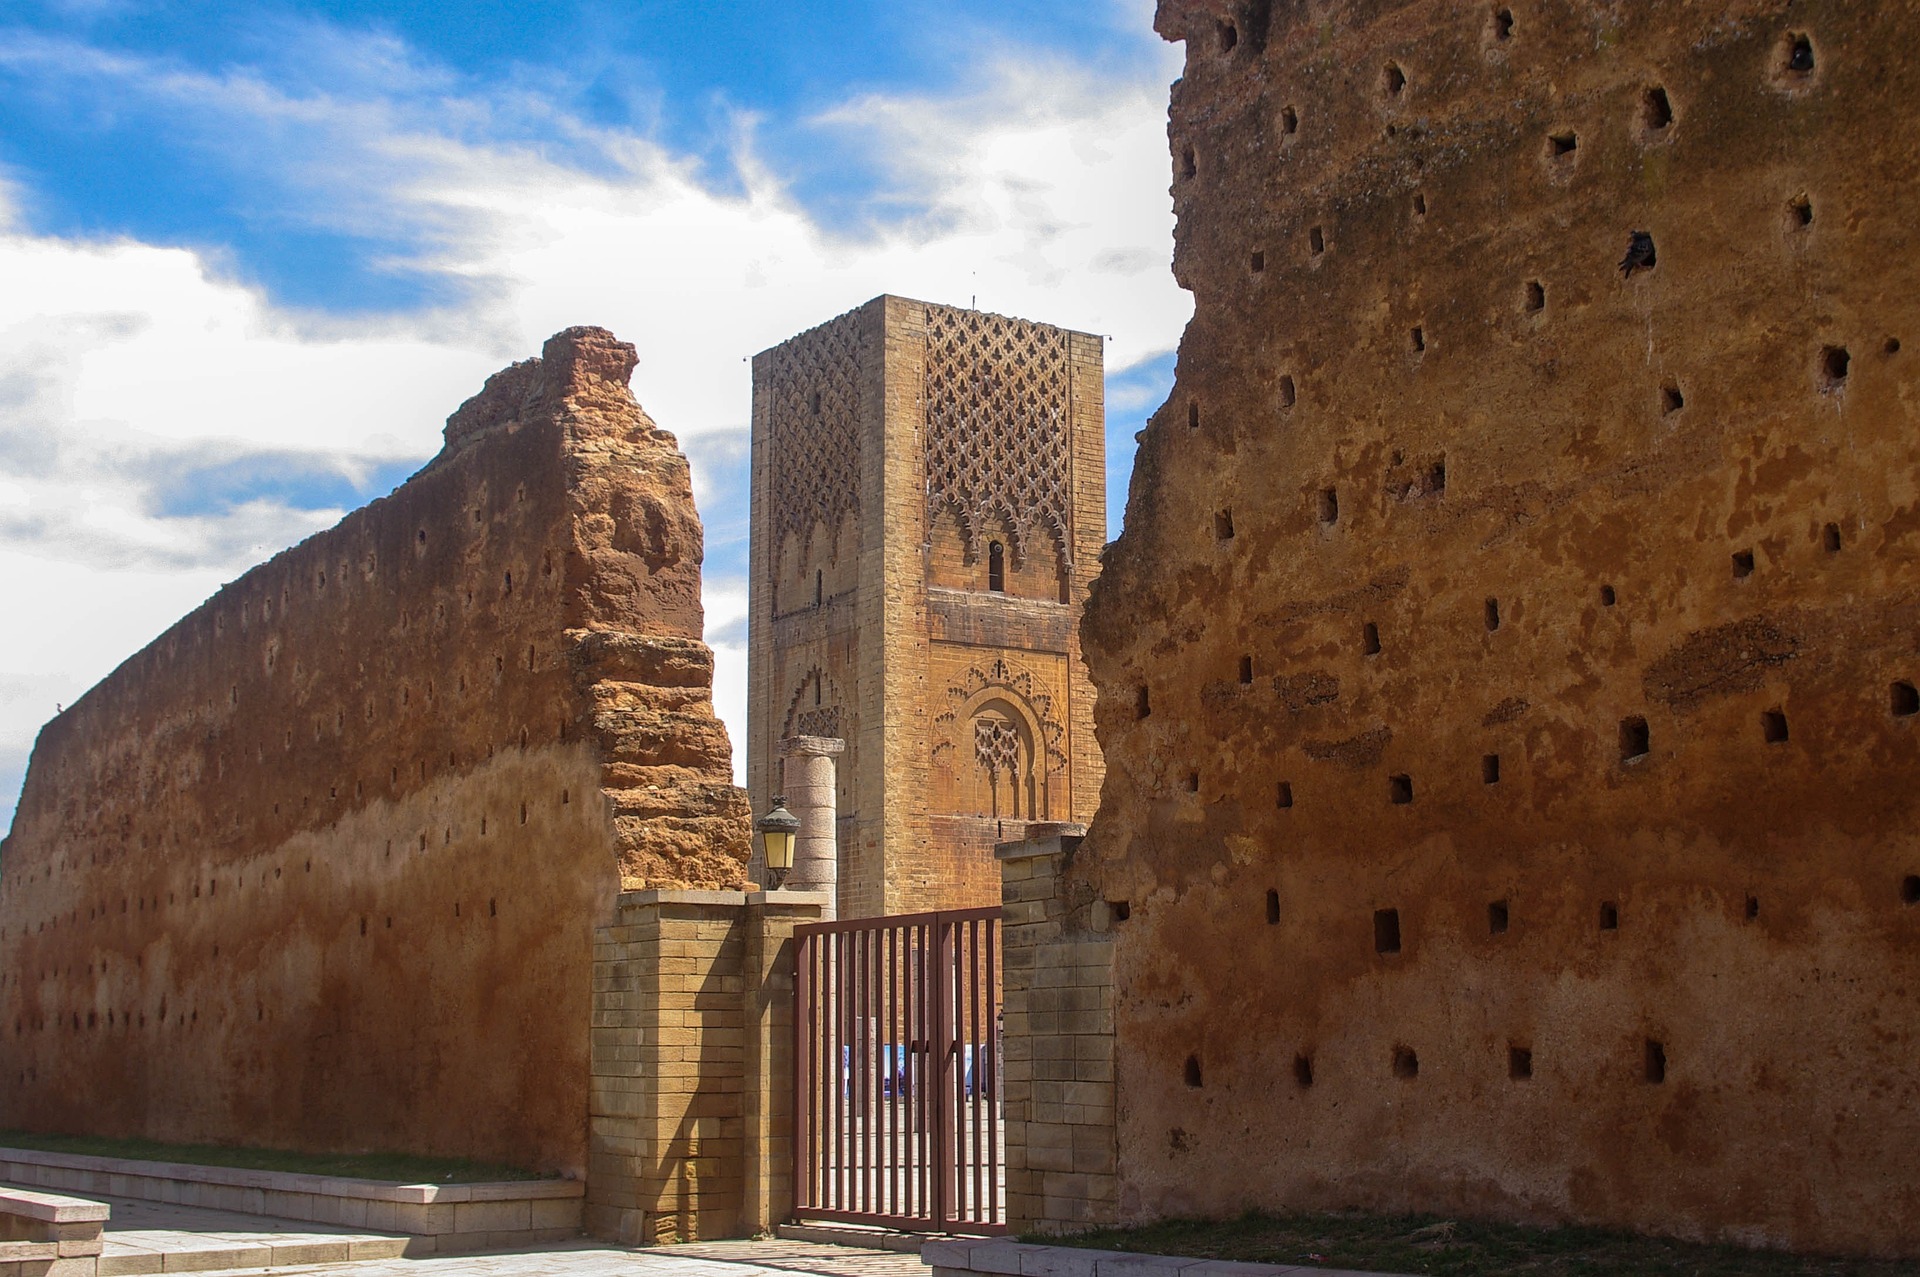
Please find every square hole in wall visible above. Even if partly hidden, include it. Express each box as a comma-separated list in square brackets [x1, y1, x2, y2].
[1482, 754, 1501, 785]
[1547, 131, 1577, 159]
[1745, 895, 1760, 922]
[1276, 781, 1295, 809]
[1642, 86, 1674, 132]
[1821, 345, 1851, 389]
[1393, 1045, 1419, 1078]
[1309, 226, 1326, 256]
[1279, 374, 1297, 409]
[1523, 280, 1545, 313]
[1266, 889, 1281, 925]
[1600, 901, 1620, 930]
[1509, 1045, 1533, 1079]
[1488, 900, 1510, 934]
[1388, 774, 1413, 805]
[1762, 708, 1790, 744]
[1280, 105, 1299, 136]
[1185, 1055, 1203, 1088]
[1185, 772, 1200, 794]
[1893, 681, 1919, 717]
[1410, 326, 1427, 353]
[1485, 597, 1501, 632]
[1215, 509, 1236, 541]
[1732, 550, 1756, 578]
[1620, 717, 1650, 762]
[1293, 1054, 1314, 1087]
[1375, 907, 1402, 954]
[1661, 384, 1685, 415]
[1318, 487, 1339, 524]
[1137, 686, 1151, 719]
[1239, 655, 1254, 684]
[1645, 1039, 1667, 1083]
[1600, 584, 1617, 607]
[1251, 250, 1265, 273]
[1823, 522, 1842, 553]
[1903, 875, 1920, 905]
[1363, 622, 1382, 655]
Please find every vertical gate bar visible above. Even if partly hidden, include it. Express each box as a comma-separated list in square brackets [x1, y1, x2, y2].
[969, 916, 983, 1221]
[887, 922, 899, 1220]
[793, 933, 809, 1213]
[812, 932, 824, 1213]
[921, 917, 936, 1213]
[852, 927, 863, 1216]
[991, 915, 1001, 1224]
[868, 926, 879, 1216]
[951, 914, 965, 1226]
[830, 930, 842, 1213]
[931, 915, 949, 1231]
[866, 927, 875, 1219]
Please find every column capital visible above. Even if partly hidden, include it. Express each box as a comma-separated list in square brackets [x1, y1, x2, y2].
[780, 734, 845, 759]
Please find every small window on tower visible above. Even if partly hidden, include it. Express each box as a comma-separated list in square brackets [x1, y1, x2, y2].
[988, 541, 1006, 593]
[815, 570, 823, 607]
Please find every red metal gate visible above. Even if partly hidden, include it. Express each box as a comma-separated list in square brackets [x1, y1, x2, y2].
[793, 907, 1004, 1234]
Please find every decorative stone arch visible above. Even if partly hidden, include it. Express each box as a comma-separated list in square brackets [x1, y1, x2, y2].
[781, 665, 846, 743]
[931, 657, 1068, 820]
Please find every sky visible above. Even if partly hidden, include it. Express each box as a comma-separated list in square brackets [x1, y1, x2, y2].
[0, 0, 1191, 834]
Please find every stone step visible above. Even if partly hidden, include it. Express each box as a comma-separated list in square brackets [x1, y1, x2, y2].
[100, 1235, 410, 1275]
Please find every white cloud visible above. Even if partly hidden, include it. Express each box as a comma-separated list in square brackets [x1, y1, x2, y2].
[0, 25, 1188, 831]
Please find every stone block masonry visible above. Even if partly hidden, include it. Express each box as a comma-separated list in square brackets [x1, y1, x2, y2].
[1078, 0, 1920, 1258]
[588, 889, 826, 1244]
[0, 326, 750, 1179]
[996, 826, 1115, 1235]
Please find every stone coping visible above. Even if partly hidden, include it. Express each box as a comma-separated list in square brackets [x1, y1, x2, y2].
[614, 888, 833, 908]
[923, 1237, 1402, 1277]
[0, 1147, 581, 1204]
[0, 1186, 109, 1224]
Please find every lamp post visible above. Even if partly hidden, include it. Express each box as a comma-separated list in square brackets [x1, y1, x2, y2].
[755, 796, 800, 891]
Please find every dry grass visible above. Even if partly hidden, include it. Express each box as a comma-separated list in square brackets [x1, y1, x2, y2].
[0, 1130, 550, 1183]
[1041, 1210, 1920, 1277]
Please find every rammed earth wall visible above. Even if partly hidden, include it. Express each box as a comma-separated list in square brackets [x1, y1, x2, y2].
[1075, 0, 1920, 1257]
[0, 327, 749, 1177]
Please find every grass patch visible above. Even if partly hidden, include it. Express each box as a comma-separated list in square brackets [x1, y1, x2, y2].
[1038, 1209, 1920, 1277]
[0, 1131, 552, 1184]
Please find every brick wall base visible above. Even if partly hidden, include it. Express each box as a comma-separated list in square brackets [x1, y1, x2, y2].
[997, 825, 1117, 1233]
[587, 889, 826, 1244]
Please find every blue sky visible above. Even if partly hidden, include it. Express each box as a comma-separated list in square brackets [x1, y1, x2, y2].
[0, 0, 1188, 831]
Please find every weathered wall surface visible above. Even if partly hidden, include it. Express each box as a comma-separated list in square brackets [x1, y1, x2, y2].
[747, 297, 1106, 919]
[0, 327, 748, 1176]
[1081, 0, 1920, 1256]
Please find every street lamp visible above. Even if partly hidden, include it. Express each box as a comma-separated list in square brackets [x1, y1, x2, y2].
[756, 796, 800, 890]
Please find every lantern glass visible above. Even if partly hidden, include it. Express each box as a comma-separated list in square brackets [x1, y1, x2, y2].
[755, 797, 801, 883]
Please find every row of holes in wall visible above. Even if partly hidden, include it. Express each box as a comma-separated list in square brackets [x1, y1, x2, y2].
[12, 898, 508, 1036]
[1, 793, 568, 940]
[1160, 687, 1920, 809]
[1152, 878, 1920, 953]
[1182, 1038, 1669, 1090]
[22, 773, 573, 881]
[1191, 337, 1867, 444]
[1188, 13, 1816, 172]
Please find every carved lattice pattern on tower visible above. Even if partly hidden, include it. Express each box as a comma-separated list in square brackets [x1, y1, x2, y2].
[974, 716, 1022, 777]
[768, 312, 863, 560]
[924, 304, 1072, 570]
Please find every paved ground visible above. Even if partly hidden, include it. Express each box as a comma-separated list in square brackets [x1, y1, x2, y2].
[166, 1237, 933, 1276]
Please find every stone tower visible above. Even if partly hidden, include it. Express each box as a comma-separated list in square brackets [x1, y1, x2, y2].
[747, 296, 1105, 918]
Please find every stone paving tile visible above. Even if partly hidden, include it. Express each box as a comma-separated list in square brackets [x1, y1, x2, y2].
[181, 1236, 936, 1276]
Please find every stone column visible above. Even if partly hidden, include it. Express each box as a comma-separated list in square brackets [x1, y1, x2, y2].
[996, 822, 1118, 1234]
[780, 736, 844, 919]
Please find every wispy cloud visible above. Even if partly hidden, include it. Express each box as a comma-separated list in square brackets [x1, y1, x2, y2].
[0, 13, 1187, 832]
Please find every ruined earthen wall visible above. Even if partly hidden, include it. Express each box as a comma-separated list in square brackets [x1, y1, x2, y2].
[0, 328, 748, 1176]
[1080, 0, 1920, 1255]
